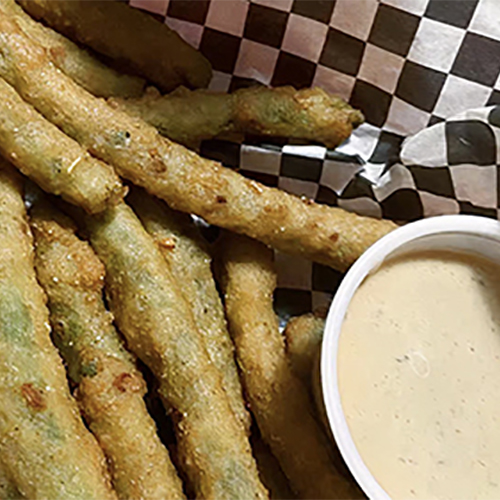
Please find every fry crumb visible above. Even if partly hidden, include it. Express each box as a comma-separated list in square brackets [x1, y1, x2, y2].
[113, 373, 142, 393]
[158, 237, 176, 250]
[21, 383, 47, 411]
[148, 148, 167, 173]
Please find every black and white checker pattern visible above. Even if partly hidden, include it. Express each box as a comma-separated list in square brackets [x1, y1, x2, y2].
[130, 0, 500, 316]
[130, 0, 500, 131]
[200, 104, 500, 318]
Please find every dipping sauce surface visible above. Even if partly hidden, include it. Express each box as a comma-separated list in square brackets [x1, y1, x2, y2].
[338, 251, 500, 500]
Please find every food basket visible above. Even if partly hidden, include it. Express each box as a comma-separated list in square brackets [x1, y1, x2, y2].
[1, 0, 499, 498]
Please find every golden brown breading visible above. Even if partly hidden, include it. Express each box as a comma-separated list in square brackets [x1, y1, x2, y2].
[17, 0, 212, 91]
[30, 201, 185, 500]
[75, 202, 268, 500]
[0, 161, 117, 500]
[0, 0, 144, 97]
[129, 189, 251, 435]
[218, 233, 362, 499]
[0, 12, 396, 271]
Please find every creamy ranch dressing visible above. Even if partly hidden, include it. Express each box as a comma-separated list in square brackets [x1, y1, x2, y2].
[338, 251, 500, 500]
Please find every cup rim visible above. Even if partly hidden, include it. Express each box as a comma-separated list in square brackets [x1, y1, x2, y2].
[320, 214, 500, 500]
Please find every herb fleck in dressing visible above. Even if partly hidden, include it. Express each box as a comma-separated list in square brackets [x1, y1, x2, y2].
[338, 251, 500, 500]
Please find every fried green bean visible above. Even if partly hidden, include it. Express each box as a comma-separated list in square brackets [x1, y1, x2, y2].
[0, 162, 117, 500]
[0, 13, 395, 271]
[0, 76, 124, 214]
[17, 0, 212, 92]
[285, 314, 357, 486]
[128, 189, 250, 434]
[74, 201, 267, 500]
[110, 86, 231, 149]
[30, 201, 185, 500]
[109, 85, 364, 149]
[284, 313, 341, 457]
[284, 313, 326, 386]
[218, 233, 362, 499]
[0, 0, 144, 98]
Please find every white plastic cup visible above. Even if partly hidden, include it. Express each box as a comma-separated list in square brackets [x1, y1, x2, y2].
[321, 215, 500, 499]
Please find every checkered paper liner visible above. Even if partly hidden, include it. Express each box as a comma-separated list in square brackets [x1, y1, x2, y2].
[130, 0, 500, 319]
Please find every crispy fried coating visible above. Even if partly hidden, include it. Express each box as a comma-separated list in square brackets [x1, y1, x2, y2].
[76, 202, 268, 500]
[0, 0, 144, 98]
[218, 233, 362, 499]
[30, 201, 185, 500]
[0, 162, 117, 500]
[284, 313, 326, 386]
[0, 13, 395, 271]
[109, 85, 364, 149]
[17, 0, 212, 91]
[128, 189, 250, 435]
[0, 77, 124, 214]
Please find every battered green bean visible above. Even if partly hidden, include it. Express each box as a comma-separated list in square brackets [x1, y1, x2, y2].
[109, 85, 363, 149]
[218, 233, 362, 499]
[284, 314, 356, 486]
[30, 201, 185, 500]
[0, 162, 117, 500]
[284, 313, 326, 386]
[74, 201, 268, 500]
[0, 76, 124, 214]
[128, 189, 250, 434]
[110, 86, 231, 149]
[284, 313, 344, 462]
[17, 0, 212, 91]
[0, 0, 144, 97]
[0, 12, 395, 271]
